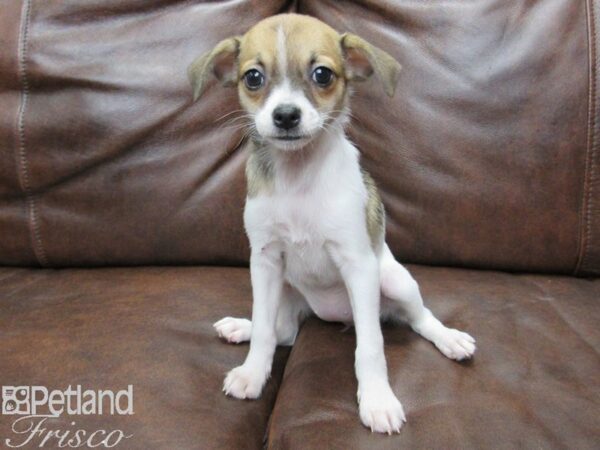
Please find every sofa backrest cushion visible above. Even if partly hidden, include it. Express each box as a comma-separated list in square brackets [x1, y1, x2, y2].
[1, 0, 598, 275]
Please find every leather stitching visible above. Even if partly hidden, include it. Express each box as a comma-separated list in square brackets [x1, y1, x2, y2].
[586, 0, 600, 274]
[16, 0, 48, 266]
[577, 0, 598, 274]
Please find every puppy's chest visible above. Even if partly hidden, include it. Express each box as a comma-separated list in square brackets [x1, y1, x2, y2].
[264, 198, 340, 286]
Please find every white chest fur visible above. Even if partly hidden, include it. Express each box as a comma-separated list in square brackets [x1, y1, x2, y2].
[244, 131, 369, 322]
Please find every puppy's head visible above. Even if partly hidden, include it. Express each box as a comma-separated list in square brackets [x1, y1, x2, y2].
[188, 14, 401, 151]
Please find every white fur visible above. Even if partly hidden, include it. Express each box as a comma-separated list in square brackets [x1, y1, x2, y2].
[254, 80, 322, 150]
[277, 25, 288, 77]
[214, 44, 476, 435]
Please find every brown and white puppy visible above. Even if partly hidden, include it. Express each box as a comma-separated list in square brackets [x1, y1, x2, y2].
[189, 14, 475, 434]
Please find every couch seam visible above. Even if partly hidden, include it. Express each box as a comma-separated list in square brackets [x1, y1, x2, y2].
[576, 0, 598, 275]
[263, 351, 290, 450]
[15, 0, 48, 267]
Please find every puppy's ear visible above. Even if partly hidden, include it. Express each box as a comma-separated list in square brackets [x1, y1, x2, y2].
[187, 36, 241, 102]
[340, 33, 401, 97]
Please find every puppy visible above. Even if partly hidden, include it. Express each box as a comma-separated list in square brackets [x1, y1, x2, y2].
[189, 14, 476, 434]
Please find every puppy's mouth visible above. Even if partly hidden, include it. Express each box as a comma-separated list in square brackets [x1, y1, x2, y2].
[265, 133, 313, 151]
[274, 135, 306, 141]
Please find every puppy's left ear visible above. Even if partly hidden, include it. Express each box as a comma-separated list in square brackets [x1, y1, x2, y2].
[187, 36, 241, 102]
[340, 33, 401, 97]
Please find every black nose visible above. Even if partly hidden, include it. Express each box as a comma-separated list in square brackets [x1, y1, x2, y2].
[272, 105, 301, 130]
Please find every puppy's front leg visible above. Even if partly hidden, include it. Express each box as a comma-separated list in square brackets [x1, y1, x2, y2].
[223, 243, 283, 399]
[330, 246, 406, 434]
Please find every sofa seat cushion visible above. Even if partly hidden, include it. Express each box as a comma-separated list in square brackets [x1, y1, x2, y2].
[0, 266, 289, 450]
[267, 265, 600, 449]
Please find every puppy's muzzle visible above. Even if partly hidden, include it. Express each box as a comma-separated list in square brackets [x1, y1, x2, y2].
[273, 104, 301, 131]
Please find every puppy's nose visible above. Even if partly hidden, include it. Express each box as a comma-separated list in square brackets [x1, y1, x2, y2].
[272, 105, 301, 130]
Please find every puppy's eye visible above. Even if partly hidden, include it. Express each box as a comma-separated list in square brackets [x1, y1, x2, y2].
[311, 66, 334, 87]
[243, 69, 265, 90]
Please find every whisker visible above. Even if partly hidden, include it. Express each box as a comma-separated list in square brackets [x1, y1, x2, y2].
[216, 116, 254, 133]
[213, 109, 247, 124]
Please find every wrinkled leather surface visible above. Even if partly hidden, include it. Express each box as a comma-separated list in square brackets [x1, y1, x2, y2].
[301, 0, 592, 275]
[1, 265, 597, 449]
[0, 266, 290, 450]
[0, 0, 293, 267]
[268, 265, 600, 449]
[579, 0, 600, 275]
[1, 1, 599, 446]
[1, 0, 599, 275]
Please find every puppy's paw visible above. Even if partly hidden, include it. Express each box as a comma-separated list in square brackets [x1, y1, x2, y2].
[434, 328, 476, 361]
[213, 317, 252, 344]
[358, 383, 406, 434]
[223, 365, 268, 399]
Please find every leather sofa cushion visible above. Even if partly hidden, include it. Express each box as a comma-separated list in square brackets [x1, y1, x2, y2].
[2, 0, 599, 275]
[300, 0, 596, 275]
[0, 0, 291, 267]
[0, 265, 598, 448]
[0, 266, 289, 450]
[267, 265, 600, 449]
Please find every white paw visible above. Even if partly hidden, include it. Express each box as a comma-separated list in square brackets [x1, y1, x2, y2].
[213, 317, 252, 344]
[358, 383, 406, 434]
[434, 328, 476, 361]
[223, 365, 268, 399]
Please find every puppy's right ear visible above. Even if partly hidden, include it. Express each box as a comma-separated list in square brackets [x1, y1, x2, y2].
[187, 36, 241, 102]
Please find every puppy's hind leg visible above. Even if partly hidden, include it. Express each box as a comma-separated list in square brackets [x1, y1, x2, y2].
[379, 244, 476, 361]
[213, 283, 308, 345]
[274, 283, 310, 346]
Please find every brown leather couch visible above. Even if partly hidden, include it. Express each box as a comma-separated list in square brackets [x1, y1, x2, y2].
[1, 1, 599, 449]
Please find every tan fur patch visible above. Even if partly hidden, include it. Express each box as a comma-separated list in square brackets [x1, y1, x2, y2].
[362, 169, 385, 250]
[188, 36, 240, 101]
[340, 33, 402, 97]
[246, 140, 274, 198]
[189, 14, 401, 103]
[237, 14, 347, 116]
